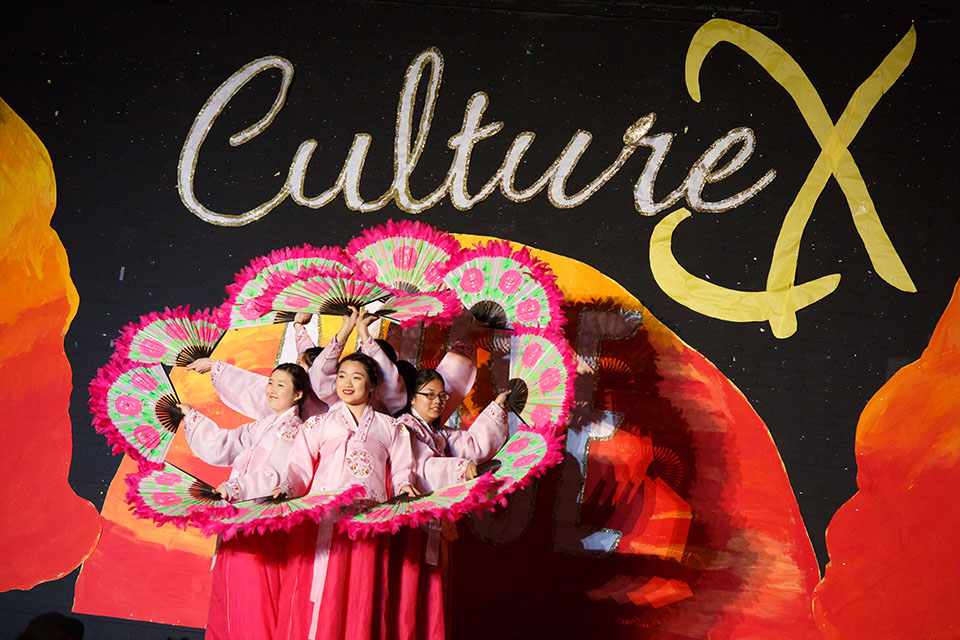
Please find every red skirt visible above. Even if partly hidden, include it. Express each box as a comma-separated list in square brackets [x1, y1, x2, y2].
[276, 522, 448, 640]
[205, 529, 286, 640]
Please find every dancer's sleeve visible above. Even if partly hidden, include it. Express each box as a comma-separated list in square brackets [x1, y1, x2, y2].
[423, 455, 474, 488]
[435, 343, 478, 425]
[361, 338, 407, 414]
[182, 408, 249, 467]
[210, 360, 272, 420]
[278, 416, 322, 497]
[389, 421, 417, 494]
[444, 401, 509, 462]
[221, 421, 301, 502]
[308, 337, 346, 406]
[294, 323, 316, 356]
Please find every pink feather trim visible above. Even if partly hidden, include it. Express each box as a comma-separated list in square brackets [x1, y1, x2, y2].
[345, 218, 462, 262]
[339, 472, 504, 540]
[511, 326, 579, 429]
[205, 484, 368, 541]
[217, 244, 356, 326]
[492, 425, 567, 507]
[437, 239, 566, 333]
[114, 305, 224, 363]
[123, 465, 236, 531]
[88, 354, 164, 470]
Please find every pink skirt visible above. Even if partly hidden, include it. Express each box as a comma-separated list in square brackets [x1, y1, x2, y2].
[276, 522, 448, 640]
[205, 529, 286, 640]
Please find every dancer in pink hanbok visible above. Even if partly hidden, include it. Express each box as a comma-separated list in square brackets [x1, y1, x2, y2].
[186, 313, 327, 420]
[274, 352, 419, 640]
[386, 368, 510, 640]
[177, 363, 311, 640]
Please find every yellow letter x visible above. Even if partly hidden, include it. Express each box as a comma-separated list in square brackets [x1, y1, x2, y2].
[650, 19, 916, 338]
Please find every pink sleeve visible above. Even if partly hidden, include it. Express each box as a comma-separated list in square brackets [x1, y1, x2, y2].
[210, 360, 271, 420]
[436, 350, 478, 425]
[389, 421, 416, 494]
[222, 421, 301, 502]
[422, 455, 473, 489]
[444, 401, 509, 462]
[309, 337, 346, 406]
[279, 416, 322, 497]
[361, 338, 407, 414]
[294, 323, 316, 356]
[182, 409, 249, 467]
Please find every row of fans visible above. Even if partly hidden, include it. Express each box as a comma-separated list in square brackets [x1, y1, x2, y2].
[89, 220, 574, 539]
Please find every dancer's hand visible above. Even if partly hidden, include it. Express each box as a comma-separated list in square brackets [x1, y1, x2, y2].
[336, 307, 360, 342]
[494, 390, 510, 407]
[271, 488, 287, 500]
[397, 485, 420, 498]
[176, 403, 192, 414]
[356, 309, 378, 342]
[186, 358, 214, 374]
[214, 484, 229, 501]
[293, 312, 313, 326]
[464, 461, 478, 481]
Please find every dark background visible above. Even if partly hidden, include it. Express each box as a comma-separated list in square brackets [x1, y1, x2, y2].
[2, 1, 957, 637]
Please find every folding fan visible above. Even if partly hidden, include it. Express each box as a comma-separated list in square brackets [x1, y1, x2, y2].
[505, 327, 577, 428]
[346, 219, 462, 293]
[372, 288, 462, 327]
[201, 485, 367, 540]
[485, 426, 566, 504]
[339, 472, 503, 539]
[89, 356, 183, 468]
[219, 245, 356, 329]
[439, 240, 564, 331]
[253, 266, 395, 318]
[124, 462, 236, 530]
[115, 306, 225, 366]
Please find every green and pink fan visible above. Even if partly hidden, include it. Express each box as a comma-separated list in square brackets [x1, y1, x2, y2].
[339, 473, 503, 539]
[203, 485, 367, 540]
[89, 356, 183, 469]
[346, 219, 462, 293]
[375, 288, 461, 328]
[505, 327, 577, 429]
[219, 244, 356, 329]
[483, 426, 566, 505]
[440, 240, 564, 331]
[115, 306, 224, 367]
[253, 266, 395, 318]
[254, 266, 460, 326]
[125, 462, 236, 530]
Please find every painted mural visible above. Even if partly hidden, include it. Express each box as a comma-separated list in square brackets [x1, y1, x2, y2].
[1, 3, 957, 639]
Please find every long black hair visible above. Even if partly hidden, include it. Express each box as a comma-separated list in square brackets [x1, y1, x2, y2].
[272, 362, 311, 409]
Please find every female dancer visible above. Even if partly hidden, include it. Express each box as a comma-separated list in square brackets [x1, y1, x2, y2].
[274, 352, 418, 640]
[177, 362, 310, 640]
[185, 313, 327, 420]
[385, 369, 510, 639]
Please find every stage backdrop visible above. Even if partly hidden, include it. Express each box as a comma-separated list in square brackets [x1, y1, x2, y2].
[1, 3, 958, 638]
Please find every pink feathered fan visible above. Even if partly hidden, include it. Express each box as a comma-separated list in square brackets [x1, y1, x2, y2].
[440, 240, 564, 331]
[115, 306, 224, 366]
[219, 245, 355, 329]
[89, 356, 183, 469]
[346, 219, 461, 292]
[505, 327, 577, 429]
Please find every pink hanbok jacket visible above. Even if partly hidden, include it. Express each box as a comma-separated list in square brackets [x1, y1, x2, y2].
[209, 359, 328, 420]
[182, 405, 302, 502]
[280, 401, 416, 503]
[398, 401, 509, 492]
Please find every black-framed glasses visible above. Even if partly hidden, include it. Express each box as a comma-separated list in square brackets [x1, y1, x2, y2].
[416, 391, 450, 402]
